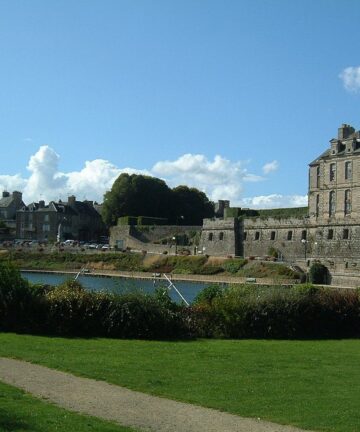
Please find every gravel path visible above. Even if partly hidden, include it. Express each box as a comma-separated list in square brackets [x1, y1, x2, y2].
[0, 358, 312, 432]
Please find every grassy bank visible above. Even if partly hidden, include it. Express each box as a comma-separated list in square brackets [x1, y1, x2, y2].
[0, 249, 300, 280]
[0, 334, 359, 432]
[0, 380, 136, 432]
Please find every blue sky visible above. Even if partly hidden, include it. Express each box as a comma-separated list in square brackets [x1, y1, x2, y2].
[1, 0, 360, 207]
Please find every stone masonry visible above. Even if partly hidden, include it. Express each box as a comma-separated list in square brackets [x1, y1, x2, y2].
[200, 124, 360, 286]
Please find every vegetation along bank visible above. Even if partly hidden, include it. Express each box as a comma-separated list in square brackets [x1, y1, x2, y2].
[1, 261, 360, 340]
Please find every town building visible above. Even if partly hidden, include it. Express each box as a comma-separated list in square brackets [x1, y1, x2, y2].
[16, 196, 105, 242]
[0, 191, 25, 238]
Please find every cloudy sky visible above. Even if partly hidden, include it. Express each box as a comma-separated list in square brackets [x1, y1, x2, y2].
[1, 0, 359, 208]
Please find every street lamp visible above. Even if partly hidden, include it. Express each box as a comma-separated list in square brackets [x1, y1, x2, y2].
[301, 239, 308, 282]
[172, 236, 177, 255]
[57, 217, 67, 243]
[301, 239, 307, 261]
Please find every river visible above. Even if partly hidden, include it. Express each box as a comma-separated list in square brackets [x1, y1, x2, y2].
[21, 271, 222, 304]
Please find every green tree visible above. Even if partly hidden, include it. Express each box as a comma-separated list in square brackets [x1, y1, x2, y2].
[102, 174, 215, 226]
[102, 174, 173, 226]
[172, 185, 214, 225]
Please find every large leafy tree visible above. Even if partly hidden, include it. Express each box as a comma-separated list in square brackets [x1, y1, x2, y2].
[172, 185, 214, 225]
[102, 174, 173, 226]
[102, 173, 214, 226]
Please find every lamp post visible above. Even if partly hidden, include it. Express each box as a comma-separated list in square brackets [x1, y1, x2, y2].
[172, 236, 177, 255]
[57, 217, 67, 243]
[301, 238, 307, 261]
[301, 239, 308, 282]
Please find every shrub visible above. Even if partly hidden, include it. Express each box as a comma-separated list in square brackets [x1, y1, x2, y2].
[0, 262, 46, 333]
[309, 263, 329, 284]
[193, 284, 224, 306]
[222, 259, 247, 274]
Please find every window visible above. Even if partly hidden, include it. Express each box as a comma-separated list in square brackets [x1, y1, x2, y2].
[330, 163, 336, 181]
[42, 224, 50, 232]
[219, 232, 224, 240]
[270, 231, 276, 240]
[287, 231, 293, 241]
[44, 214, 49, 222]
[316, 194, 320, 217]
[255, 231, 260, 240]
[329, 191, 335, 216]
[301, 230, 307, 240]
[243, 232, 247, 241]
[208, 233, 213, 241]
[328, 229, 333, 240]
[316, 165, 320, 187]
[345, 161, 352, 180]
[345, 189, 351, 215]
[343, 229, 349, 240]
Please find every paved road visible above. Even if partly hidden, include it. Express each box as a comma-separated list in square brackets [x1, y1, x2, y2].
[0, 358, 313, 432]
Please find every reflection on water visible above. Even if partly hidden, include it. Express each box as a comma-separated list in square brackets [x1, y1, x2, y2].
[21, 272, 220, 304]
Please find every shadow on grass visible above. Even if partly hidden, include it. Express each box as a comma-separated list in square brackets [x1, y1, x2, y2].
[0, 408, 31, 431]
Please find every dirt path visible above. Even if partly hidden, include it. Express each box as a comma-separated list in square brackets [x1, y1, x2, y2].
[0, 358, 313, 432]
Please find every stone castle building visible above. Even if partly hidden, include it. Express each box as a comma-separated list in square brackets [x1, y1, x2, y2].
[199, 124, 360, 286]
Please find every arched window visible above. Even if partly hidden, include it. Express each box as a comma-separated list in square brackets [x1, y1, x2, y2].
[345, 189, 351, 215]
[329, 191, 335, 216]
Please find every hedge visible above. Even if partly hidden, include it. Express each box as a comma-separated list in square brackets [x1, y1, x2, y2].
[1, 262, 360, 340]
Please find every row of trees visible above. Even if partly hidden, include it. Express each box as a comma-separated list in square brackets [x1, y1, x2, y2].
[102, 173, 214, 226]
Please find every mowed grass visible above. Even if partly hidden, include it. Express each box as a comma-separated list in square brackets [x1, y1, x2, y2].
[0, 380, 136, 432]
[0, 335, 360, 432]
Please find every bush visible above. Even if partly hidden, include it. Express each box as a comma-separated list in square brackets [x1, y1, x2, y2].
[222, 259, 247, 274]
[309, 263, 329, 284]
[193, 284, 224, 306]
[0, 262, 46, 333]
[0, 271, 192, 339]
[191, 284, 360, 339]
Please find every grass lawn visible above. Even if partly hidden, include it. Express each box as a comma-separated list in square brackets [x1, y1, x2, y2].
[0, 380, 136, 432]
[0, 334, 359, 432]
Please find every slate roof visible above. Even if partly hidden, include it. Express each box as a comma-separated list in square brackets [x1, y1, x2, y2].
[0, 196, 13, 208]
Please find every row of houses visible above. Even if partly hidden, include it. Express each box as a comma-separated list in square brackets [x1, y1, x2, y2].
[0, 192, 105, 242]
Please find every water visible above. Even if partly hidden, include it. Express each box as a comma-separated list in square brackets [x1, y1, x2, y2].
[21, 271, 219, 304]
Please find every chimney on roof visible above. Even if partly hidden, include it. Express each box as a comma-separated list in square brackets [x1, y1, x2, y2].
[2, 191, 10, 198]
[39, 200, 45, 208]
[12, 191, 22, 204]
[67, 195, 76, 207]
[338, 124, 355, 140]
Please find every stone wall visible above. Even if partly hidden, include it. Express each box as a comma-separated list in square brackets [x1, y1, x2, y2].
[110, 225, 201, 254]
[199, 218, 241, 257]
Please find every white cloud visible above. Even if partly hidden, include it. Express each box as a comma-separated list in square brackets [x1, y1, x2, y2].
[0, 146, 304, 209]
[152, 153, 264, 201]
[0, 174, 27, 194]
[339, 66, 360, 92]
[240, 194, 308, 209]
[1, 146, 150, 203]
[262, 160, 279, 174]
